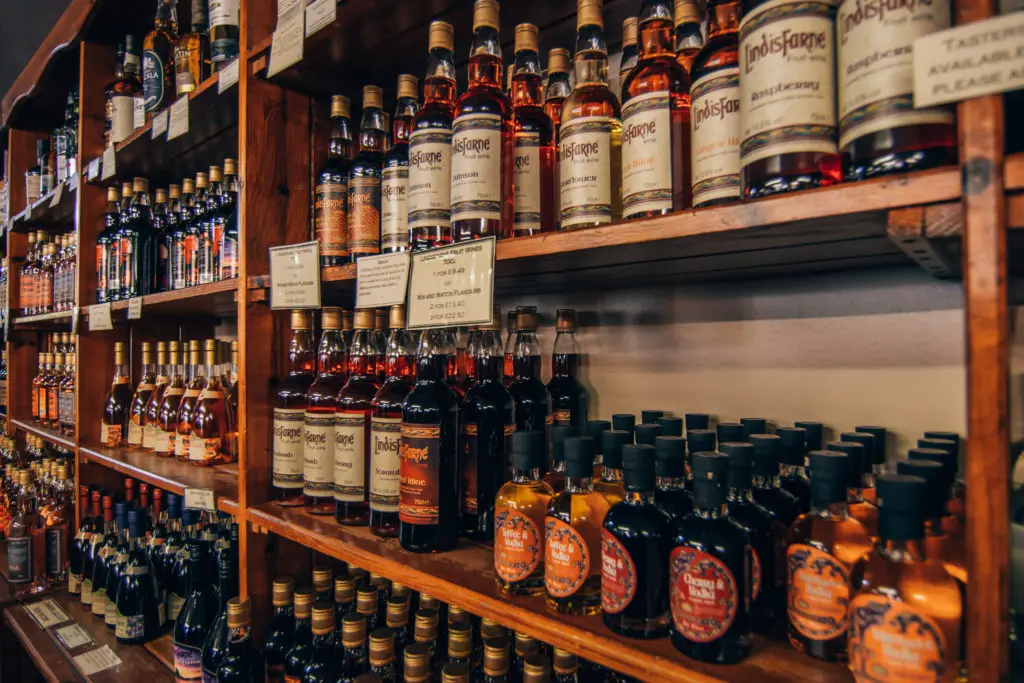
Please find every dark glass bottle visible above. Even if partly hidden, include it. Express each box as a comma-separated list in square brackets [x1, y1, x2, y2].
[314, 95, 354, 266]
[508, 307, 550, 471]
[215, 597, 253, 683]
[201, 548, 240, 683]
[334, 573, 357, 623]
[546, 309, 587, 432]
[302, 603, 337, 683]
[339, 613, 369, 683]
[748, 434, 801, 526]
[197, 166, 223, 285]
[275, 311, 316, 505]
[69, 486, 96, 595]
[114, 509, 162, 644]
[305, 309, 347, 515]
[96, 186, 121, 303]
[653, 435, 693, 517]
[775, 427, 811, 511]
[142, 0, 178, 118]
[174, 539, 217, 682]
[80, 492, 109, 608]
[349, 86, 386, 262]
[845, 429, 882, 504]
[368, 628, 397, 683]
[90, 500, 125, 620]
[217, 159, 239, 280]
[382, 76, 419, 253]
[283, 588, 315, 683]
[120, 177, 157, 297]
[104, 510, 131, 629]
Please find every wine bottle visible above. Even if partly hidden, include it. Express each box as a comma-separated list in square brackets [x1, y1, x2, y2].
[114, 508, 162, 644]
[68, 485, 97, 594]
[201, 545, 240, 683]
[174, 538, 216, 681]
[265, 578, 296, 683]
[283, 588, 315, 683]
[215, 597, 253, 683]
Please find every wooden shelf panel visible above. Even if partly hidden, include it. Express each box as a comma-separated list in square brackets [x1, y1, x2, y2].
[10, 418, 77, 451]
[9, 178, 78, 233]
[80, 443, 238, 513]
[248, 503, 848, 683]
[1007, 152, 1024, 192]
[102, 279, 240, 319]
[12, 310, 77, 330]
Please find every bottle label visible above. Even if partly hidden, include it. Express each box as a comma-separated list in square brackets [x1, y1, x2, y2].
[175, 432, 190, 458]
[787, 543, 851, 640]
[399, 423, 441, 525]
[115, 610, 145, 641]
[209, 0, 239, 27]
[45, 527, 65, 577]
[551, 409, 571, 426]
[513, 130, 543, 235]
[494, 508, 543, 582]
[462, 423, 479, 515]
[691, 67, 742, 206]
[69, 572, 81, 594]
[669, 546, 739, 643]
[7, 537, 31, 583]
[303, 412, 336, 497]
[221, 236, 239, 279]
[349, 176, 381, 256]
[91, 588, 107, 616]
[601, 529, 638, 614]
[128, 418, 144, 447]
[175, 56, 197, 95]
[101, 423, 122, 447]
[143, 422, 162, 449]
[174, 641, 203, 680]
[450, 113, 503, 222]
[110, 95, 136, 144]
[167, 592, 187, 622]
[738, 0, 838, 168]
[408, 125, 452, 229]
[370, 416, 401, 512]
[381, 164, 409, 251]
[26, 174, 41, 205]
[133, 96, 146, 130]
[31, 388, 38, 422]
[837, 0, 952, 149]
[38, 387, 49, 421]
[848, 594, 949, 681]
[153, 428, 175, 454]
[81, 578, 94, 604]
[314, 181, 349, 260]
[142, 50, 167, 113]
[48, 390, 59, 422]
[59, 390, 74, 427]
[273, 408, 305, 489]
[559, 116, 615, 228]
[334, 412, 368, 502]
[621, 91, 673, 218]
[190, 437, 222, 463]
[751, 547, 762, 601]
[544, 518, 590, 597]
[106, 595, 118, 626]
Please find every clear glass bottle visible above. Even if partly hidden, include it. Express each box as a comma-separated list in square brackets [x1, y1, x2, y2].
[673, 0, 705, 76]
[176, 341, 206, 461]
[619, 18, 639, 87]
[170, 178, 194, 290]
[275, 311, 316, 505]
[897, 456, 967, 585]
[546, 309, 588, 431]
[543, 48, 572, 136]
[191, 340, 233, 466]
[208, 0, 239, 71]
[314, 96, 354, 267]
[128, 342, 156, 449]
[349, 87, 386, 262]
[382, 76, 419, 253]
[7, 470, 44, 595]
[156, 342, 186, 456]
[197, 166, 222, 285]
[102, 342, 133, 447]
[305, 308, 346, 514]
[143, 342, 170, 449]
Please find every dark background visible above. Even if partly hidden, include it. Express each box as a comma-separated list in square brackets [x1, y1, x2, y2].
[0, 0, 74, 103]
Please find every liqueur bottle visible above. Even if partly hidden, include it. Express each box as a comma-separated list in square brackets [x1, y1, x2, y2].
[748, 433, 801, 525]
[305, 308, 346, 515]
[400, 329, 460, 553]
[275, 311, 316, 505]
[142, 0, 179, 119]
[558, 0, 623, 230]
[177, 341, 206, 461]
[183, 173, 207, 288]
[265, 578, 296, 683]
[673, 0, 705, 76]
[101, 342, 133, 447]
[218, 159, 240, 280]
[586, 419, 611, 477]
[829, 440, 878, 540]
[916, 437, 963, 518]
[128, 342, 157, 449]
[601, 444, 672, 637]
[208, 0, 240, 70]
[80, 492, 108, 607]
[447, 621, 473, 667]
[593, 430, 625, 506]
[451, 0, 514, 242]
[738, 0, 840, 197]
[175, 0, 210, 96]
[336, 310, 381, 525]
[115, 509, 162, 644]
[156, 342, 187, 456]
[201, 548, 240, 683]
[90, 500, 122, 619]
[669, 452, 750, 663]
[339, 612, 370, 682]
[69, 486, 97, 594]
[618, 18, 639, 87]
[785, 450, 872, 661]
[897, 456, 966, 583]
[143, 342, 170, 450]
[544, 436, 609, 615]
[495, 432, 553, 596]
[848, 475, 963, 681]
[853, 425, 888, 500]
[171, 178, 196, 289]
[349, 86, 386, 262]
[511, 24, 557, 236]
[546, 309, 588, 430]
[97, 186, 121, 303]
[121, 176, 157, 297]
[44, 465, 70, 588]
[192, 340, 233, 466]
[408, 21, 456, 250]
[283, 588, 315, 683]
[196, 166, 222, 285]
[382, 76, 419, 253]
[502, 309, 516, 386]
[776, 427, 811, 511]
[461, 306, 514, 541]
[302, 603, 338, 683]
[215, 598, 253, 683]
[508, 307, 550, 465]
[152, 188, 170, 291]
[543, 49, 572, 137]
[653, 435, 693, 517]
[621, 0, 692, 218]
[106, 37, 145, 147]
[315, 96, 353, 266]
[840, 430, 879, 504]
[6, 470, 43, 594]
[634, 423, 663, 447]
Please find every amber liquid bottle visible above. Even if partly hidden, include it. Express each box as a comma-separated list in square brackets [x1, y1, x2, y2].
[546, 309, 588, 432]
[400, 329, 460, 553]
[451, 0, 514, 242]
[59, 352, 77, 437]
[842, 430, 880, 504]
[621, 0, 692, 218]
[142, 0, 178, 119]
[544, 49, 571, 138]
[897, 456, 967, 584]
[275, 311, 316, 506]
[674, 0, 705, 76]
[101, 342, 133, 448]
[508, 307, 550, 469]
[349, 86, 386, 262]
[176, 342, 205, 462]
[36, 353, 53, 425]
[619, 17, 639, 87]
[128, 342, 156, 449]
[191, 340, 233, 466]
[785, 450, 872, 661]
[314, 96, 354, 266]
[154, 343, 185, 456]
[916, 436, 964, 521]
[829, 440, 879, 540]
[143, 342, 169, 450]
[305, 308, 346, 516]
[854, 425, 889, 501]
[382, 76, 420, 254]
[502, 308, 516, 387]
[848, 475, 963, 682]
[593, 429, 625, 506]
[335, 310, 381, 525]
[544, 424, 578, 494]
[408, 22, 456, 251]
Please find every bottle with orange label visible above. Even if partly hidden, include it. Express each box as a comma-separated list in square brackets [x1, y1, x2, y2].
[101, 343, 133, 448]
[544, 436, 609, 616]
[785, 450, 872, 662]
[669, 451, 750, 663]
[494, 431, 553, 596]
[848, 474, 963, 682]
[601, 443, 671, 638]
[896, 457, 966, 585]
[829, 439, 878, 541]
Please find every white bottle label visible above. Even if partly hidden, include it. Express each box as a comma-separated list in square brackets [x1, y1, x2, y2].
[836, 0, 952, 149]
[209, 0, 240, 27]
[273, 408, 305, 489]
[450, 113, 503, 222]
[110, 96, 136, 145]
[381, 164, 409, 251]
[558, 116, 615, 228]
[407, 125, 452, 230]
[738, 0, 838, 168]
[691, 67, 743, 205]
[369, 417, 401, 513]
[621, 91, 674, 218]
[303, 412, 335, 497]
[127, 419, 144, 447]
[143, 422, 162, 450]
[513, 131, 543, 235]
[334, 413, 367, 502]
[132, 97, 146, 131]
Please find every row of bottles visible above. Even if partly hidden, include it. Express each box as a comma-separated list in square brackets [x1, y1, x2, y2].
[30, 334, 78, 436]
[24, 88, 79, 207]
[19, 230, 78, 316]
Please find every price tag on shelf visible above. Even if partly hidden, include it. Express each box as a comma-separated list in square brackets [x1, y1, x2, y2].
[49, 182, 64, 208]
[152, 110, 169, 139]
[407, 237, 495, 330]
[356, 252, 410, 309]
[167, 96, 190, 141]
[184, 487, 216, 512]
[68, 173, 78, 192]
[24, 598, 71, 629]
[55, 622, 94, 650]
[71, 306, 80, 335]
[127, 297, 143, 320]
[86, 158, 100, 181]
[267, 1, 306, 77]
[305, 0, 336, 37]
[269, 241, 321, 310]
[88, 303, 113, 331]
[101, 147, 116, 181]
[218, 58, 239, 94]
[73, 645, 122, 676]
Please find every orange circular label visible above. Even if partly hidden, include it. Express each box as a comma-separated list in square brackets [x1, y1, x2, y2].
[494, 508, 543, 582]
[751, 548, 762, 602]
[544, 518, 590, 598]
[600, 529, 637, 614]
[669, 547, 738, 643]
[787, 543, 851, 640]
[849, 594, 948, 683]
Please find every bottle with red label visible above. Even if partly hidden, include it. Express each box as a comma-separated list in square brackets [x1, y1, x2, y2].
[542, 425, 578, 494]
[601, 443, 671, 638]
[544, 436, 609, 616]
[653, 435, 693, 518]
[494, 431, 553, 596]
[669, 451, 750, 663]
[546, 309, 588, 431]
[785, 450, 872, 661]
[848, 474, 963, 682]
[776, 427, 811, 512]
[829, 440, 878, 541]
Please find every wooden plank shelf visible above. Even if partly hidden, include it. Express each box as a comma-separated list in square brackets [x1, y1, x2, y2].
[12, 309, 77, 331]
[103, 279, 241, 319]
[10, 418, 77, 452]
[248, 503, 848, 683]
[80, 443, 238, 514]
[9, 178, 78, 233]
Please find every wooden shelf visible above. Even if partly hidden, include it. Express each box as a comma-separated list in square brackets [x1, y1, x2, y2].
[9, 178, 78, 233]
[10, 418, 76, 451]
[248, 503, 848, 683]
[104, 279, 240, 319]
[80, 443, 238, 513]
[12, 309, 76, 330]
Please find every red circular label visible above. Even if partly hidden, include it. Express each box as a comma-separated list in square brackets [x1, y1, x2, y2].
[669, 546, 738, 643]
[545, 518, 590, 598]
[494, 508, 543, 582]
[600, 529, 637, 614]
[751, 548, 762, 602]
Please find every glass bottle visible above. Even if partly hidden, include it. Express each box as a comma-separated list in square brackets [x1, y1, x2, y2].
[748, 433, 801, 525]
[897, 457, 967, 584]
[546, 309, 587, 433]
[218, 159, 239, 280]
[829, 440, 879, 540]
[201, 547, 240, 683]
[776, 427, 811, 511]
[69, 486, 96, 595]
[305, 308, 346, 515]
[115, 509, 162, 643]
[339, 612, 369, 682]
[208, 0, 239, 71]
[508, 307, 550, 469]
[558, 0, 623, 230]
[43, 353, 63, 428]
[195, 166, 221, 285]
[408, 21, 456, 250]
[381, 76, 419, 253]
[369, 629, 397, 683]
[102, 342, 133, 447]
[349, 86, 386, 262]
[619, 18, 639, 87]
[215, 597, 253, 683]
[185, 173, 209, 288]
[849, 426, 886, 503]
[90, 500, 126, 620]
[399, 328, 460, 553]
[336, 310, 381, 524]
[151, 188, 170, 292]
[621, 0, 692, 218]
[175, 0, 210, 96]
[177, 341, 206, 461]
[30, 353, 43, 423]
[7, 470, 44, 594]
[142, 0, 179, 119]
[915, 437, 964, 520]
[35, 353, 52, 425]
[44, 464, 70, 587]
[586, 419, 611, 478]
[110, 35, 144, 146]
[785, 450, 872, 661]
[128, 342, 156, 449]
[652, 434, 693, 516]
[275, 311, 316, 505]
[674, 0, 705, 76]
[143, 342, 169, 449]
[156, 342, 186, 456]
[543, 48, 572, 137]
[314, 95, 354, 267]
[171, 178, 194, 290]
[495, 432, 553, 596]
[302, 603, 338, 683]
[265, 578, 296, 683]
[191, 340, 232, 466]
[80, 491, 108, 607]
[122, 176, 157, 297]
[593, 429, 625, 506]
[283, 588, 316, 683]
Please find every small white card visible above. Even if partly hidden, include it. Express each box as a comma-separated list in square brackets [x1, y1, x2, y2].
[185, 487, 216, 512]
[267, 2, 306, 77]
[167, 97, 190, 141]
[305, 0, 336, 37]
[24, 598, 71, 629]
[73, 645, 122, 676]
[55, 623, 95, 650]
[269, 241, 322, 309]
[86, 158, 100, 181]
[407, 237, 496, 329]
[218, 59, 240, 94]
[356, 251, 411, 309]
[71, 306, 80, 335]
[88, 303, 114, 331]
[152, 110, 169, 139]
[127, 297, 143, 320]
[101, 147, 116, 181]
[48, 182, 64, 208]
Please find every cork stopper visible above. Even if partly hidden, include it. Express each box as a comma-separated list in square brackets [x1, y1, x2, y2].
[291, 309, 313, 330]
[182, 178, 195, 193]
[342, 612, 367, 646]
[577, 0, 604, 29]
[224, 158, 237, 175]
[363, 85, 384, 110]
[548, 48, 571, 73]
[353, 309, 375, 330]
[556, 308, 577, 332]
[141, 341, 154, 365]
[227, 597, 252, 629]
[675, 0, 702, 25]
[154, 188, 167, 203]
[398, 74, 419, 99]
[107, 186, 120, 202]
[311, 602, 335, 634]
[133, 177, 149, 193]
[273, 577, 295, 607]
[294, 587, 315, 618]
[368, 628, 395, 665]
[331, 95, 350, 117]
[209, 165, 223, 182]
[121, 181, 133, 198]
[515, 23, 539, 53]
[321, 307, 343, 330]
[195, 172, 209, 189]
[515, 306, 538, 332]
[473, 0, 499, 30]
[429, 20, 455, 50]
[389, 305, 406, 329]
[114, 341, 127, 365]
[622, 17, 638, 45]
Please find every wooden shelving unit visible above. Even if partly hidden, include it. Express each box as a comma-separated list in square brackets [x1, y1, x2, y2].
[8, 179, 78, 233]
[11, 310, 76, 330]
[10, 418, 76, 452]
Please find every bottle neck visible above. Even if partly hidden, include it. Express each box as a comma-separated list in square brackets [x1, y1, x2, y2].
[878, 538, 925, 563]
[424, 48, 457, 105]
[565, 476, 594, 493]
[511, 467, 542, 484]
[573, 24, 610, 88]
[638, 2, 676, 59]
[289, 329, 316, 374]
[393, 98, 418, 145]
[511, 50, 544, 108]
[359, 108, 387, 154]
[695, 502, 728, 519]
[329, 115, 353, 159]
[467, 26, 503, 88]
[727, 487, 755, 503]
[349, 329, 379, 377]
[318, 330, 346, 375]
[706, 0, 741, 38]
[624, 490, 654, 505]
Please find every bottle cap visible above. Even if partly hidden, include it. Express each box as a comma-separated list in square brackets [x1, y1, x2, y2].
[654, 436, 685, 478]
[640, 410, 664, 424]
[273, 576, 295, 607]
[447, 621, 473, 658]
[895, 459, 947, 519]
[227, 597, 251, 628]
[414, 608, 438, 642]
[674, 0, 702, 24]
[429, 20, 455, 51]
[657, 416, 683, 437]
[720, 442, 754, 489]
[622, 16, 638, 46]
[840, 432, 876, 473]
[564, 436, 595, 477]
[550, 425, 579, 465]
[716, 422, 744, 444]
[923, 431, 959, 447]
[363, 85, 384, 110]
[515, 23, 539, 53]
[342, 612, 367, 645]
[511, 431, 545, 471]
[808, 450, 850, 506]
[107, 186, 120, 202]
[133, 177, 149, 193]
[404, 643, 432, 682]
[389, 304, 406, 329]
[791, 421, 822, 451]
[777, 427, 807, 466]
[854, 425, 888, 465]
[369, 628, 395, 664]
[687, 428, 716, 454]
[294, 587, 315, 618]
[357, 586, 378, 615]
[908, 447, 957, 489]
[321, 307, 343, 330]
[418, 593, 439, 610]
[483, 636, 511, 675]
[577, 0, 604, 30]
[601, 429, 631, 469]
[692, 452, 729, 508]
[393, 74, 419, 102]
[611, 413, 635, 434]
[515, 306, 538, 331]
[209, 165, 223, 182]
[514, 631, 539, 656]
[335, 573, 357, 602]
[875, 474, 926, 541]
[442, 662, 470, 683]
[827, 440, 866, 488]
[552, 647, 578, 674]
[331, 94, 351, 118]
[353, 309, 375, 330]
[548, 48, 570, 73]
[355, 675, 383, 683]
[224, 158, 237, 175]
[473, 0, 499, 30]
[523, 654, 551, 682]
[386, 597, 409, 627]
[750, 434, 782, 476]
[586, 420, 611, 453]
[684, 413, 710, 431]
[740, 418, 767, 439]
[311, 602, 335, 634]
[634, 423, 662, 446]
[622, 444, 655, 491]
[918, 437, 957, 461]
[154, 188, 168, 203]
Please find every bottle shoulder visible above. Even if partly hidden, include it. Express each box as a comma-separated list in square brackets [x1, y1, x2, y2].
[455, 87, 513, 119]
[562, 86, 622, 122]
[690, 39, 739, 83]
[413, 105, 454, 130]
[351, 151, 384, 176]
[604, 500, 673, 537]
[623, 55, 691, 98]
[673, 513, 750, 550]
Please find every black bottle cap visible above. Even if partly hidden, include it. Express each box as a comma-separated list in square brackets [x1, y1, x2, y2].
[840, 432, 877, 472]
[564, 436, 595, 478]
[657, 416, 683, 437]
[684, 413, 710, 431]
[634, 423, 662, 446]
[717, 422, 744, 444]
[641, 410, 665, 424]
[908, 447, 956, 487]
[923, 431, 960, 447]
[550, 425, 579, 464]
[622, 444, 656, 492]
[854, 426, 888, 465]
[808, 450, 850, 506]
[611, 414, 636, 434]
[511, 431, 544, 471]
[720, 442, 754, 489]
[794, 421, 824, 451]
[740, 418, 767, 439]
[654, 436, 686, 478]
[827, 440, 866, 488]
[687, 429, 716, 454]
[692, 452, 729, 508]
[750, 434, 782, 476]
[895, 459, 947, 519]
[918, 437, 958, 459]
[776, 427, 807, 466]
[601, 430, 631, 470]
[875, 474, 926, 541]
[586, 420, 611, 454]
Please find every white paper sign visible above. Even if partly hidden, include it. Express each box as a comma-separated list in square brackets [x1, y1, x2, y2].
[86, 158, 100, 181]
[185, 487, 216, 512]
[55, 623, 95, 650]
[24, 598, 71, 629]
[127, 297, 143, 320]
[305, 0, 336, 36]
[218, 59, 240, 94]
[167, 97, 190, 140]
[268, 2, 306, 77]
[269, 241, 322, 309]
[71, 306, 80, 335]
[914, 12, 1024, 107]
[356, 252, 411, 309]
[407, 237, 495, 329]
[73, 645, 123, 676]
[49, 182, 64, 208]
[101, 147, 116, 181]
[88, 303, 113, 331]
[152, 110, 169, 138]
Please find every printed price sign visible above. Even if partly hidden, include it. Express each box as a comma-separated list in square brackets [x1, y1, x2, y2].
[86, 158, 100, 181]
[55, 623, 94, 650]
[167, 96, 190, 140]
[88, 303, 113, 331]
[127, 297, 143, 320]
[24, 598, 70, 629]
[356, 252, 410, 309]
[305, 0, 336, 36]
[218, 59, 240, 94]
[185, 487, 216, 512]
[267, 1, 305, 77]
[49, 182, 64, 208]
[407, 237, 495, 330]
[269, 241, 321, 309]
[101, 147, 116, 181]
[152, 110, 169, 138]
[73, 645, 122, 675]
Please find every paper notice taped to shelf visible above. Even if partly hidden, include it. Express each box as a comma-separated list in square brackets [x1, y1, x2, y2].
[86, 158, 100, 181]
[49, 182, 64, 208]
[24, 598, 71, 629]
[913, 12, 1024, 107]
[269, 241, 322, 309]
[55, 623, 95, 650]
[101, 147, 116, 181]
[152, 110, 169, 139]
[167, 97, 190, 140]
[268, 1, 305, 77]
[305, 0, 336, 37]
[89, 303, 113, 331]
[218, 59, 240, 94]
[356, 252, 411, 309]
[127, 297, 143, 320]
[74, 645, 122, 676]
[407, 237, 495, 329]
[185, 487, 216, 512]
